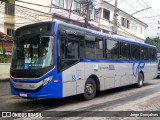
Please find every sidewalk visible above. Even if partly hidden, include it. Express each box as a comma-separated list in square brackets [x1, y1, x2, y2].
[0, 63, 10, 82]
[0, 78, 10, 82]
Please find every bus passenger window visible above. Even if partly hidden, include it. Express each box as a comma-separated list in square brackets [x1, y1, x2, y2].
[66, 41, 79, 59]
[106, 39, 119, 60]
[58, 36, 80, 72]
[120, 42, 130, 60]
[148, 48, 156, 61]
[85, 37, 103, 59]
[140, 46, 148, 60]
[130, 44, 140, 60]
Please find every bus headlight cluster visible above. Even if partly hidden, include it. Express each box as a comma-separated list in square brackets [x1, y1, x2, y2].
[43, 76, 53, 86]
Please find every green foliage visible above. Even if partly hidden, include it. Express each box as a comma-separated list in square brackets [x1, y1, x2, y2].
[0, 0, 10, 3]
[145, 37, 160, 53]
[0, 56, 7, 63]
[0, 47, 2, 52]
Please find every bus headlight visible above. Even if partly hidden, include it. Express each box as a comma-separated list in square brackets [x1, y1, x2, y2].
[43, 76, 53, 86]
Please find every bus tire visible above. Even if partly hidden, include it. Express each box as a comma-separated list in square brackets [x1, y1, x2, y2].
[136, 73, 144, 88]
[83, 78, 96, 100]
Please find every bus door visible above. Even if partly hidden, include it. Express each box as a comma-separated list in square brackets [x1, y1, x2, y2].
[58, 35, 85, 97]
[104, 39, 119, 89]
[117, 42, 131, 86]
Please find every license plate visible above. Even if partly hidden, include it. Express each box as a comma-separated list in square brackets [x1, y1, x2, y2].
[19, 93, 27, 97]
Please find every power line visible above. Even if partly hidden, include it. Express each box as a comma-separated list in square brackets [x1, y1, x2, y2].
[136, 0, 146, 8]
[12, 1, 87, 23]
[118, 0, 124, 3]
[0, 0, 146, 41]
[141, 0, 160, 18]
[96, 16, 145, 41]
[138, 15, 160, 19]
[136, 0, 155, 17]
[131, 7, 151, 16]
[16, 0, 71, 11]
[141, 0, 149, 7]
[146, 30, 160, 31]
[106, 0, 113, 3]
[123, 0, 147, 17]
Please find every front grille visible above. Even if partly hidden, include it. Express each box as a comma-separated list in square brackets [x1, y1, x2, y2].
[10, 65, 54, 78]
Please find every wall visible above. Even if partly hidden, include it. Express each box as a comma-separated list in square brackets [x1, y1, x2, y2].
[15, 0, 51, 13]
[15, 0, 52, 29]
[98, 0, 147, 42]
[0, 63, 10, 80]
[0, 3, 5, 33]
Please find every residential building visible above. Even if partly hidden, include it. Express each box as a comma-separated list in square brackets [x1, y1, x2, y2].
[98, 0, 147, 42]
[0, 0, 15, 62]
[14, 0, 147, 42]
[14, 0, 100, 30]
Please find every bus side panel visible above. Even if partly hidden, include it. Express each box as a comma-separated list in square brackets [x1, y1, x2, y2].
[144, 62, 157, 82]
[114, 63, 133, 87]
[62, 63, 85, 97]
[84, 62, 105, 91]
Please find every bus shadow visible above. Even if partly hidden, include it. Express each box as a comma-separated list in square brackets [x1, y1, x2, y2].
[97, 83, 151, 98]
[11, 83, 154, 112]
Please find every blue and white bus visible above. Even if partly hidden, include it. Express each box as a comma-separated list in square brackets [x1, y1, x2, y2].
[10, 21, 157, 100]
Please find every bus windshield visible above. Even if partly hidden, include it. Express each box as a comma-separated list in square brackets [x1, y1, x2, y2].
[11, 36, 54, 70]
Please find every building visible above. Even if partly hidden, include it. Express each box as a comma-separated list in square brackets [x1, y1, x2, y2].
[14, 0, 147, 42]
[98, 0, 147, 42]
[0, 0, 15, 62]
[14, 0, 100, 30]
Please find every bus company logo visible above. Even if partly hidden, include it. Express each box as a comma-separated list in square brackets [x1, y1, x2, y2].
[132, 62, 145, 77]
[99, 66, 109, 70]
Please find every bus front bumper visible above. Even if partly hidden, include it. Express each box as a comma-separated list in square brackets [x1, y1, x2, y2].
[10, 78, 62, 99]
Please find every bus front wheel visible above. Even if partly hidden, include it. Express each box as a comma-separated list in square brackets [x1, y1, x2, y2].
[136, 73, 144, 88]
[83, 78, 96, 100]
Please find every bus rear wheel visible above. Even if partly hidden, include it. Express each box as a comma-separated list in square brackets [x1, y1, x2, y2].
[83, 78, 96, 100]
[136, 73, 144, 88]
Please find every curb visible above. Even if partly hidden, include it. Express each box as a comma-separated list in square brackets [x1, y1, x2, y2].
[0, 78, 10, 82]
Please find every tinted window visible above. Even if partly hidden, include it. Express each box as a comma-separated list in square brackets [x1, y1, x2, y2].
[58, 36, 80, 72]
[130, 44, 140, 60]
[120, 42, 130, 60]
[140, 46, 148, 60]
[106, 39, 119, 59]
[86, 37, 103, 59]
[66, 40, 79, 59]
[148, 48, 156, 61]
[15, 23, 53, 37]
[11, 36, 54, 70]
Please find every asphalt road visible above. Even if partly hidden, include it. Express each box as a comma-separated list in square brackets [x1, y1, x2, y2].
[1, 79, 160, 119]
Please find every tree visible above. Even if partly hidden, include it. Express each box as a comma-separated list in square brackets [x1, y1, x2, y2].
[0, 0, 10, 3]
[145, 37, 160, 53]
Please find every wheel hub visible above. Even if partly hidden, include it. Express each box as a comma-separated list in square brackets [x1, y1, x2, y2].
[86, 83, 94, 95]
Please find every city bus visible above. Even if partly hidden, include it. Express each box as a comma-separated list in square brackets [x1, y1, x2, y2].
[10, 21, 158, 100]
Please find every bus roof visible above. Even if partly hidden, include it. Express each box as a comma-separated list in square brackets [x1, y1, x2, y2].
[55, 20, 156, 49]
[16, 20, 156, 49]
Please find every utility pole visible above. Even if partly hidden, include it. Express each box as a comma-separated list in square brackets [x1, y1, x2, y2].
[85, 0, 92, 28]
[112, 0, 118, 34]
[84, 0, 95, 28]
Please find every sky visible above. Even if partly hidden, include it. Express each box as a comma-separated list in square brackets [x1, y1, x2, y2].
[107, 0, 160, 38]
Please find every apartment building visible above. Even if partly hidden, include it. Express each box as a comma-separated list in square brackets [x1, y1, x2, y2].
[14, 0, 147, 42]
[0, 0, 15, 60]
[98, 0, 147, 42]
